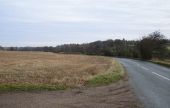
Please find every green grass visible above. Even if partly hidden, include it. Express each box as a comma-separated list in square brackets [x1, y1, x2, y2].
[86, 61, 124, 86]
[86, 73, 123, 86]
[0, 84, 68, 92]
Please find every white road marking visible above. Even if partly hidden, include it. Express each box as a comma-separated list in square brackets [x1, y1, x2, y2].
[152, 72, 170, 81]
[140, 66, 149, 71]
[128, 60, 170, 81]
[135, 63, 170, 81]
[134, 62, 149, 71]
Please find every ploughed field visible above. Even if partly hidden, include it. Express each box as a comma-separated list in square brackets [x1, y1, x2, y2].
[0, 51, 122, 90]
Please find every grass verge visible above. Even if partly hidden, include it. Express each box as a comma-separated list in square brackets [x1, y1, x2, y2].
[150, 59, 170, 68]
[86, 60, 124, 86]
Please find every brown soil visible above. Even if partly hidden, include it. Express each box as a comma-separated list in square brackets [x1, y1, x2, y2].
[0, 77, 142, 108]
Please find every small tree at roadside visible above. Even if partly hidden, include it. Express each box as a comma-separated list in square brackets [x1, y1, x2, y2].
[139, 31, 168, 60]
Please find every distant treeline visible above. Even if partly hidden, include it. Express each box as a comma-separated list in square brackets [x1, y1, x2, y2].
[0, 31, 170, 60]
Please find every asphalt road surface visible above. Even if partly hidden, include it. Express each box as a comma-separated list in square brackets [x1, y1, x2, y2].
[118, 58, 170, 108]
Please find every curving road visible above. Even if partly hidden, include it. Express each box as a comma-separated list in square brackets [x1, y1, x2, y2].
[118, 58, 170, 108]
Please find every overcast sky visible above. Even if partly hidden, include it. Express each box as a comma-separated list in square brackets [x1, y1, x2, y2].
[0, 0, 170, 46]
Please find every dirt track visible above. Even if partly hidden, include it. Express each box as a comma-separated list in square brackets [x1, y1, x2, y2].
[0, 78, 141, 108]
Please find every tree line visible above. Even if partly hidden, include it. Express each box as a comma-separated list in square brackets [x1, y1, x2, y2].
[0, 31, 170, 60]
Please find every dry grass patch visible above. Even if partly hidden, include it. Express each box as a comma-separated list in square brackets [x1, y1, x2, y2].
[168, 46, 170, 50]
[0, 51, 122, 91]
[151, 59, 170, 68]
